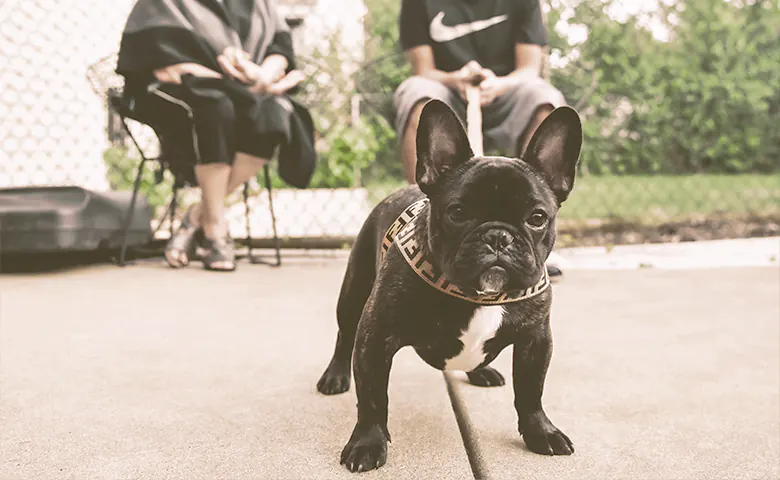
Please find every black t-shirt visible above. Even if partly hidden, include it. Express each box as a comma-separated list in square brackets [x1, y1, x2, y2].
[399, 0, 547, 77]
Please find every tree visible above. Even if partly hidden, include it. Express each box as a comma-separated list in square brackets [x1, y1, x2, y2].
[549, 0, 780, 174]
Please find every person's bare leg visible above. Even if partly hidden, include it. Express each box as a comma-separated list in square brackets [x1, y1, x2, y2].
[516, 104, 555, 157]
[195, 163, 232, 270]
[402, 101, 427, 184]
[226, 153, 268, 193]
[181, 155, 265, 270]
[165, 195, 204, 267]
[182, 153, 266, 234]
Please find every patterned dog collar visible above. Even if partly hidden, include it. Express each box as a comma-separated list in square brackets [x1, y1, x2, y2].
[381, 198, 550, 305]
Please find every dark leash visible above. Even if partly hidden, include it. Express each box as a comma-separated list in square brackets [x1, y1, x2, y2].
[443, 371, 492, 480]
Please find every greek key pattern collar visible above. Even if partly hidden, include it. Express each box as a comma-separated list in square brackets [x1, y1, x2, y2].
[381, 198, 550, 305]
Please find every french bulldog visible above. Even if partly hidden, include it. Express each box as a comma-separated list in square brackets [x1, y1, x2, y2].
[316, 99, 582, 472]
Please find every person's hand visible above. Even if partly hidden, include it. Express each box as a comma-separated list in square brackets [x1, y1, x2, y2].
[246, 64, 286, 93]
[263, 70, 305, 95]
[478, 75, 517, 106]
[153, 63, 222, 84]
[217, 47, 254, 84]
[218, 47, 288, 93]
[450, 61, 488, 100]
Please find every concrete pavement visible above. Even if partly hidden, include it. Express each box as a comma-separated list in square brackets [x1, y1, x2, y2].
[1, 258, 778, 479]
[454, 268, 780, 480]
[558, 236, 779, 270]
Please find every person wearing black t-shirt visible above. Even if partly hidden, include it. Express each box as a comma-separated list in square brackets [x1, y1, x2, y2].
[394, 0, 568, 278]
[394, 0, 565, 182]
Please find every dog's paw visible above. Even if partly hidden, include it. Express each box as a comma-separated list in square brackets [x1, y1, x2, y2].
[317, 364, 351, 395]
[519, 411, 574, 456]
[340, 425, 389, 473]
[466, 367, 505, 387]
[523, 426, 573, 456]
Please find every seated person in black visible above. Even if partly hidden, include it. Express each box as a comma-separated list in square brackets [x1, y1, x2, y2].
[395, 0, 566, 183]
[117, 0, 315, 271]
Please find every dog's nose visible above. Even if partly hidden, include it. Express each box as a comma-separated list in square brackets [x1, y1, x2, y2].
[482, 229, 514, 252]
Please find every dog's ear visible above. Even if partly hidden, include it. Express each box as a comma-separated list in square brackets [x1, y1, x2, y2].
[415, 99, 473, 193]
[523, 106, 582, 204]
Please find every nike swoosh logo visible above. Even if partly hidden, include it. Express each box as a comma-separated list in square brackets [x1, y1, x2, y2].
[429, 11, 509, 43]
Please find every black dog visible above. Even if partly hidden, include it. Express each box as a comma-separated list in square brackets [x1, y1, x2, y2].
[317, 99, 582, 472]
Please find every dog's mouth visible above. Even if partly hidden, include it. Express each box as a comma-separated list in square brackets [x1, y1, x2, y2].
[476, 265, 509, 295]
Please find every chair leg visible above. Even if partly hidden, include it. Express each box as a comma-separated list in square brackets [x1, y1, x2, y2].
[243, 181, 253, 261]
[244, 165, 281, 267]
[117, 116, 151, 267]
[119, 154, 147, 267]
[265, 164, 282, 267]
[169, 184, 179, 238]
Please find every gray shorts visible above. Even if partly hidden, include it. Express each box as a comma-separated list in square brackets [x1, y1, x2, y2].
[393, 75, 566, 154]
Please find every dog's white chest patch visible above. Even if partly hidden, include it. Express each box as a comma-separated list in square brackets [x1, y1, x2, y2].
[444, 306, 505, 372]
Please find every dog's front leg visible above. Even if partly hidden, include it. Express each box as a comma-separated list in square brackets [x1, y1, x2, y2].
[513, 322, 574, 455]
[340, 307, 400, 473]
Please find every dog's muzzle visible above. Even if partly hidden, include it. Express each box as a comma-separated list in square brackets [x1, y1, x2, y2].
[478, 265, 509, 295]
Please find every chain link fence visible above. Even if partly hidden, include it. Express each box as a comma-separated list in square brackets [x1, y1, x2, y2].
[1, 0, 778, 248]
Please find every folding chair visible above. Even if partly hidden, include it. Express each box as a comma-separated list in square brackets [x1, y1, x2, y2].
[86, 54, 282, 267]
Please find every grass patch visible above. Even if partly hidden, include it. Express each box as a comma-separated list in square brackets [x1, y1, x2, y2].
[562, 174, 780, 220]
[365, 174, 780, 221]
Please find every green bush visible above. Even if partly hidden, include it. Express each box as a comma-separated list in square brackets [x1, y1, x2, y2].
[103, 146, 172, 211]
[549, 0, 780, 175]
[309, 119, 397, 188]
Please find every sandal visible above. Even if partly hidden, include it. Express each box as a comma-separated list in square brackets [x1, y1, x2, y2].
[164, 206, 200, 268]
[201, 235, 236, 272]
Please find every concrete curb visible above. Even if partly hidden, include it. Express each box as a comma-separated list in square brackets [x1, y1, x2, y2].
[556, 236, 779, 270]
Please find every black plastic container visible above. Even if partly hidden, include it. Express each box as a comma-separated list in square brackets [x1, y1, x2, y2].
[0, 186, 153, 253]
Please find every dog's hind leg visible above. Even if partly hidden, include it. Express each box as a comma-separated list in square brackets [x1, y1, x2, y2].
[317, 223, 377, 395]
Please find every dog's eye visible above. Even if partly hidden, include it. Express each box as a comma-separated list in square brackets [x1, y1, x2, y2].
[526, 210, 548, 229]
[446, 205, 466, 223]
